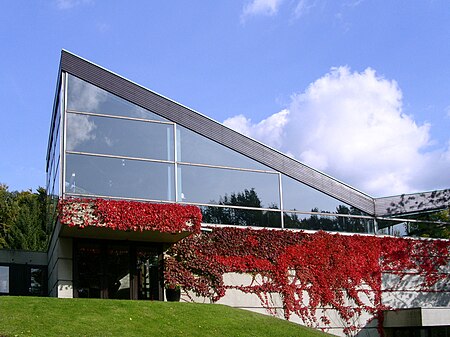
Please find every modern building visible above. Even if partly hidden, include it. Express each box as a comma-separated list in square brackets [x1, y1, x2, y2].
[1, 50, 449, 336]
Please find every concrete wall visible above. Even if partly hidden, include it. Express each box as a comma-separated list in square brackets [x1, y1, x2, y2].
[0, 249, 47, 265]
[382, 270, 450, 308]
[47, 222, 73, 298]
[182, 269, 450, 337]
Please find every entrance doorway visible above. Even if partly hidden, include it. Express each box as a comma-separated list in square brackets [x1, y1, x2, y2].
[73, 240, 163, 300]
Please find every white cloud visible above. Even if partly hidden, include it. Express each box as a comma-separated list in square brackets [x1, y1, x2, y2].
[56, 0, 92, 10]
[294, 0, 318, 18]
[241, 0, 284, 19]
[66, 114, 96, 151]
[224, 66, 450, 197]
[69, 75, 107, 112]
[224, 109, 289, 149]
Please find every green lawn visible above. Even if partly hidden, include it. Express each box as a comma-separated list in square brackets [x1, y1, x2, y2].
[0, 296, 332, 337]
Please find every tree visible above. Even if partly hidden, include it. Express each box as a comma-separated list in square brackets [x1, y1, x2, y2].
[407, 208, 450, 239]
[284, 205, 369, 233]
[0, 184, 48, 251]
[0, 184, 16, 248]
[202, 188, 281, 227]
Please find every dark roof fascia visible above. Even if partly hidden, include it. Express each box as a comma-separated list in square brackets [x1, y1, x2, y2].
[59, 50, 376, 215]
[374, 189, 450, 216]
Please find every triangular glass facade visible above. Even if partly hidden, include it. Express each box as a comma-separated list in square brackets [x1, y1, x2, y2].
[57, 74, 372, 233]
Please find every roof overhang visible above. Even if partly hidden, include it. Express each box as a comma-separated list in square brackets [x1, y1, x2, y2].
[59, 224, 192, 244]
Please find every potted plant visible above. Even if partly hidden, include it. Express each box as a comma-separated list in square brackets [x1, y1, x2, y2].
[165, 283, 181, 302]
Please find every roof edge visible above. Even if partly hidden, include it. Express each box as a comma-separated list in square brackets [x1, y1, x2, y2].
[375, 188, 450, 216]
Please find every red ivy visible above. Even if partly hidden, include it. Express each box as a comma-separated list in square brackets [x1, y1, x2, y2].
[165, 227, 449, 336]
[58, 198, 202, 234]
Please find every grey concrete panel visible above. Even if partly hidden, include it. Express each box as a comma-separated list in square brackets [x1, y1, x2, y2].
[0, 249, 47, 265]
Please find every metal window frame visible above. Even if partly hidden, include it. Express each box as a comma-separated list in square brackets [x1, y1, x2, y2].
[66, 109, 174, 125]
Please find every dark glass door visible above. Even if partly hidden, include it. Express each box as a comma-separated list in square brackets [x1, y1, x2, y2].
[75, 242, 103, 298]
[106, 244, 130, 299]
[74, 240, 162, 300]
[136, 246, 161, 300]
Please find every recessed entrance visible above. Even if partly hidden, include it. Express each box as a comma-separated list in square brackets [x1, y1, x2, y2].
[73, 240, 163, 300]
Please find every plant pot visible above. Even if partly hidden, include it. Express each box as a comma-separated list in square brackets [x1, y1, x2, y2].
[165, 288, 181, 302]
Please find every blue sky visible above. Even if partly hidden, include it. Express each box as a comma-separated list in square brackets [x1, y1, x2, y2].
[0, 0, 449, 197]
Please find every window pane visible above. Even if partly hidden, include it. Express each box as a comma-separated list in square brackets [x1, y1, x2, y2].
[283, 212, 373, 233]
[0, 266, 9, 293]
[75, 242, 102, 298]
[107, 245, 130, 299]
[137, 246, 161, 300]
[177, 126, 273, 170]
[30, 268, 46, 296]
[48, 160, 60, 230]
[52, 156, 60, 197]
[377, 220, 409, 237]
[282, 175, 367, 215]
[201, 206, 282, 228]
[47, 103, 60, 191]
[51, 126, 60, 192]
[178, 164, 280, 208]
[66, 113, 174, 161]
[47, 155, 53, 190]
[67, 74, 168, 122]
[65, 154, 174, 201]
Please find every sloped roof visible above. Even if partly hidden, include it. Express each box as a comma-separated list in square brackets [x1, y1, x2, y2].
[52, 50, 450, 217]
[375, 189, 450, 216]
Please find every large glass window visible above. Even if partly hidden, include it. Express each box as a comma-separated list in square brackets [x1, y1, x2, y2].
[177, 126, 272, 171]
[60, 73, 376, 233]
[283, 212, 373, 233]
[67, 74, 168, 122]
[49, 121, 60, 196]
[377, 219, 408, 236]
[47, 84, 62, 232]
[0, 266, 9, 294]
[47, 91, 61, 194]
[66, 113, 174, 161]
[281, 174, 366, 215]
[178, 164, 280, 208]
[65, 154, 174, 201]
[48, 161, 60, 228]
[201, 206, 282, 228]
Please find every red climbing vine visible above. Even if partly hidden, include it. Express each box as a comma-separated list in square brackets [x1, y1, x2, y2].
[165, 227, 449, 336]
[58, 198, 202, 234]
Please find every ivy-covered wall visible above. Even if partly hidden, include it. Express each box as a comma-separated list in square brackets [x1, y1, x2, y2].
[165, 227, 450, 337]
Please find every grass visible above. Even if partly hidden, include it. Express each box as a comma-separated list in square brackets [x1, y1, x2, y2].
[0, 296, 332, 337]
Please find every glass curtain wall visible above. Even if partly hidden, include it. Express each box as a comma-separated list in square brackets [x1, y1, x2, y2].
[58, 73, 374, 233]
[46, 73, 63, 230]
